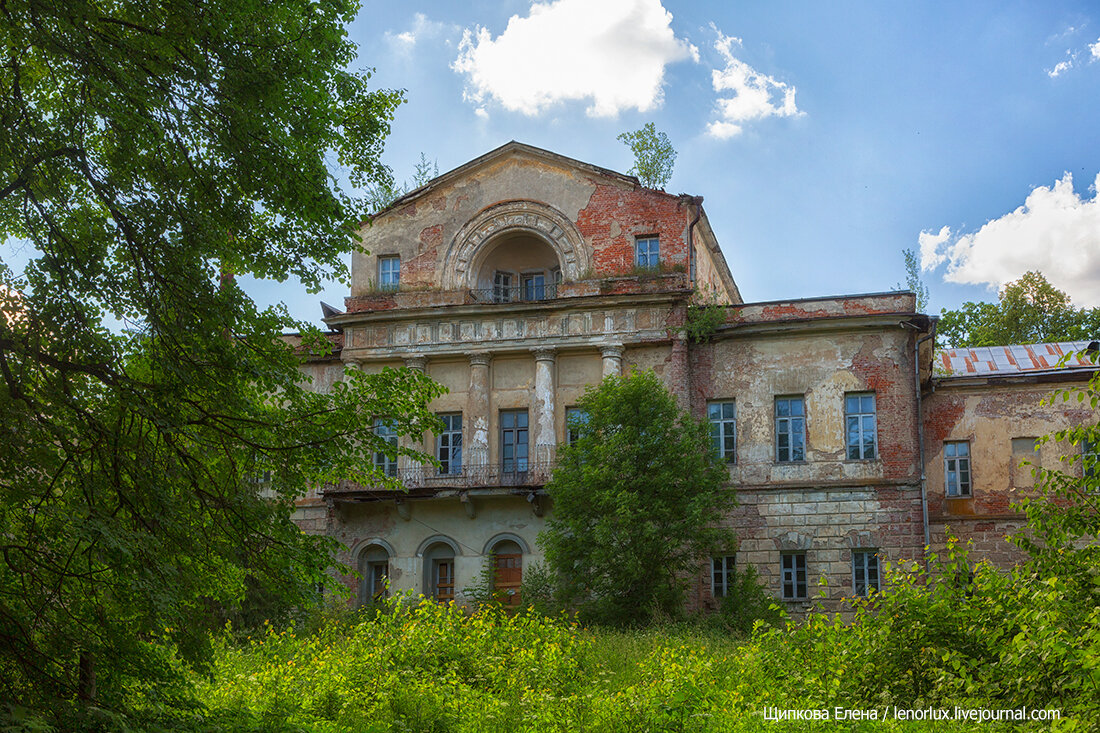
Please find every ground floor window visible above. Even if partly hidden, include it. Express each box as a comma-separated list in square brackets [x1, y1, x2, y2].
[781, 552, 807, 600]
[852, 550, 879, 597]
[712, 555, 735, 597]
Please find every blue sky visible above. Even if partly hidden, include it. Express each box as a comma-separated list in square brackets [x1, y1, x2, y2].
[274, 1, 1100, 320]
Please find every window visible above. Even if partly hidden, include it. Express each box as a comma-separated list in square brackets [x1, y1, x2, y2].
[500, 410, 529, 474]
[378, 255, 400, 290]
[775, 396, 806, 462]
[852, 550, 880, 597]
[712, 555, 736, 598]
[522, 273, 546, 301]
[360, 545, 390, 604]
[1083, 438, 1097, 481]
[635, 236, 659, 269]
[437, 413, 462, 475]
[565, 407, 588, 446]
[944, 441, 971, 496]
[433, 559, 454, 603]
[373, 418, 397, 477]
[708, 401, 736, 462]
[493, 271, 514, 303]
[491, 539, 524, 607]
[781, 552, 807, 600]
[845, 393, 877, 460]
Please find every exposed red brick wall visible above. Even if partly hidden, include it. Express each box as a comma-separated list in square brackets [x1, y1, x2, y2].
[576, 184, 689, 275]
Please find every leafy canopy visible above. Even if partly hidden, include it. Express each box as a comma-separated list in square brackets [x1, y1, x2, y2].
[895, 248, 930, 314]
[0, 0, 441, 714]
[617, 123, 677, 190]
[541, 369, 734, 625]
[938, 271, 1100, 347]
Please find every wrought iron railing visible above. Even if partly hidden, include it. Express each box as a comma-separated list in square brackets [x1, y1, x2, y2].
[329, 461, 556, 493]
[467, 283, 560, 304]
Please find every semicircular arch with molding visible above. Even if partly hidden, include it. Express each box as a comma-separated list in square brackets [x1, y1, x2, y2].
[441, 200, 591, 290]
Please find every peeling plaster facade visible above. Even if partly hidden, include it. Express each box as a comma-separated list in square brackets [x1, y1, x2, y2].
[292, 143, 1098, 612]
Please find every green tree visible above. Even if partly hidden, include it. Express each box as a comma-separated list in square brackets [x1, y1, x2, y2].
[895, 248, 930, 313]
[938, 271, 1100, 347]
[366, 152, 440, 213]
[541, 370, 734, 625]
[617, 123, 676, 189]
[0, 0, 441, 717]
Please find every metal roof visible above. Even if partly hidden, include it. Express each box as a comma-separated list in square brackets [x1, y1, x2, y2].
[936, 341, 1099, 377]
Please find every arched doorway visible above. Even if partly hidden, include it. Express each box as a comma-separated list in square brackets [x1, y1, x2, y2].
[358, 544, 390, 605]
[422, 540, 457, 603]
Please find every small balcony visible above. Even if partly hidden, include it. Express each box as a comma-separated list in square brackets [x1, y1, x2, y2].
[322, 461, 556, 500]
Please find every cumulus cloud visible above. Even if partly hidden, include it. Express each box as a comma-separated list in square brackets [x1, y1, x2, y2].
[451, 0, 696, 118]
[705, 27, 800, 138]
[1047, 59, 1073, 78]
[919, 173, 1100, 306]
[1091, 38, 1100, 59]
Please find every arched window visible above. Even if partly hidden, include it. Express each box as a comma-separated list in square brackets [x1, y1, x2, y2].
[490, 539, 523, 607]
[359, 544, 390, 605]
[423, 541, 456, 603]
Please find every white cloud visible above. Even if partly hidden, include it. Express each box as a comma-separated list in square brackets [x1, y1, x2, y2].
[1048, 58, 1073, 78]
[705, 27, 800, 138]
[1091, 37, 1100, 59]
[384, 13, 454, 52]
[920, 173, 1100, 307]
[451, 0, 696, 118]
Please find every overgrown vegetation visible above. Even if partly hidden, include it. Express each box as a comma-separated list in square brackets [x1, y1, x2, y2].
[617, 123, 677, 190]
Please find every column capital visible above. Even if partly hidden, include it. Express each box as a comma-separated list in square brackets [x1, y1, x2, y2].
[530, 346, 557, 363]
[600, 344, 624, 360]
[404, 355, 427, 372]
[466, 351, 492, 367]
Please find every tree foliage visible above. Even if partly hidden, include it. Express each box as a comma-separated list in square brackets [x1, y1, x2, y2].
[617, 123, 676, 190]
[895, 248, 929, 313]
[541, 370, 734, 625]
[365, 152, 440, 214]
[0, 0, 441, 714]
[938, 271, 1100, 347]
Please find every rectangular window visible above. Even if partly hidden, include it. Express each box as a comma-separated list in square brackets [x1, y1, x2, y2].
[845, 392, 877, 460]
[378, 255, 400, 290]
[368, 561, 388, 601]
[565, 407, 588, 446]
[712, 555, 735, 598]
[437, 413, 463, 475]
[635, 236, 660, 269]
[781, 552, 807, 600]
[944, 441, 971, 496]
[373, 418, 398, 477]
[708, 401, 736, 462]
[1084, 438, 1097, 481]
[493, 271, 514, 303]
[522, 273, 546, 301]
[500, 409, 529, 474]
[852, 550, 880, 597]
[775, 396, 806, 462]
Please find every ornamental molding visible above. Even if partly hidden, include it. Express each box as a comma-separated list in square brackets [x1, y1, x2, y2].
[442, 200, 591, 289]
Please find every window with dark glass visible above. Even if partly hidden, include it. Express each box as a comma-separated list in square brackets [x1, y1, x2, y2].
[500, 409, 529, 474]
[493, 271, 513, 303]
[775, 396, 806, 462]
[845, 393, 877, 460]
[378, 255, 400, 290]
[1084, 438, 1098, 481]
[522, 273, 546, 301]
[781, 552, 807, 600]
[437, 413, 462, 475]
[373, 418, 398, 477]
[944, 441, 971, 496]
[708, 401, 736, 462]
[712, 555, 735, 598]
[565, 407, 588, 446]
[852, 550, 880, 597]
[635, 236, 659, 269]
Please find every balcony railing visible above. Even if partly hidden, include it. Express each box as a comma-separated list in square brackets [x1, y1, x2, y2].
[328, 461, 556, 494]
[468, 284, 560, 304]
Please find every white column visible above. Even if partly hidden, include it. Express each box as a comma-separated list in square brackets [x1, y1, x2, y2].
[601, 344, 623, 378]
[531, 347, 557, 466]
[400, 355, 428, 476]
[465, 352, 491, 470]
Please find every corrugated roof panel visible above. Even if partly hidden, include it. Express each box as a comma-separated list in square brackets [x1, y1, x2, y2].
[936, 341, 1099, 377]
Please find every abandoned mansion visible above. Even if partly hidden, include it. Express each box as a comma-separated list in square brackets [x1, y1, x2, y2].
[290, 142, 1098, 612]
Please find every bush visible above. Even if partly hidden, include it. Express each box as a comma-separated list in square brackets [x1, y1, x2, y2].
[712, 565, 786, 637]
